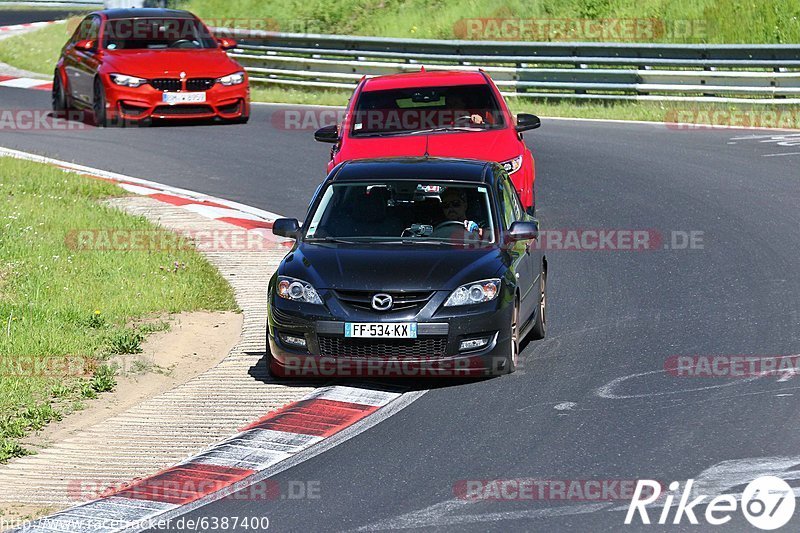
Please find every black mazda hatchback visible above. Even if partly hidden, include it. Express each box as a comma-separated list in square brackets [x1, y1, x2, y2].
[267, 157, 547, 378]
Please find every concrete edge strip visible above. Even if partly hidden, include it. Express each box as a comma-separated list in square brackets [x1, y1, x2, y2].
[0, 145, 426, 531]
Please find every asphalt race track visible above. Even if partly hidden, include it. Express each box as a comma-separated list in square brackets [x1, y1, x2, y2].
[1, 85, 799, 531]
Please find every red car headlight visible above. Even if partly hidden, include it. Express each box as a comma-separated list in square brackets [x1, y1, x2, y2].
[109, 73, 146, 88]
[218, 71, 245, 86]
[501, 155, 524, 175]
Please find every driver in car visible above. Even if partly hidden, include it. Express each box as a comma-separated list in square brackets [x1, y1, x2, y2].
[446, 94, 496, 127]
[432, 188, 484, 239]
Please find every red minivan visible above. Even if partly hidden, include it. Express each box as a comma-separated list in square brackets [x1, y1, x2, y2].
[314, 70, 540, 213]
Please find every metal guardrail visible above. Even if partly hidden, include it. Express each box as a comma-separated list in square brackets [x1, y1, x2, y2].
[0, 0, 103, 6]
[212, 27, 800, 104]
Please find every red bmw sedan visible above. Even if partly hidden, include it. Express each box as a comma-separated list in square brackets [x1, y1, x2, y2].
[52, 8, 250, 126]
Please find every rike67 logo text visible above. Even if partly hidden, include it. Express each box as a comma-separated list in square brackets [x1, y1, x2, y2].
[626, 476, 795, 530]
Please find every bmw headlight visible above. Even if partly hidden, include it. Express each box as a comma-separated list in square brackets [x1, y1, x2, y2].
[109, 73, 146, 88]
[277, 276, 322, 305]
[501, 155, 524, 175]
[218, 71, 245, 86]
[444, 279, 501, 307]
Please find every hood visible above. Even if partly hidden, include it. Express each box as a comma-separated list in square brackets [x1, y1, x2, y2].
[100, 49, 241, 78]
[280, 243, 506, 291]
[341, 129, 519, 163]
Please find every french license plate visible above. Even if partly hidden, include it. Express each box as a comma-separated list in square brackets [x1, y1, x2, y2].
[162, 92, 206, 104]
[345, 323, 417, 338]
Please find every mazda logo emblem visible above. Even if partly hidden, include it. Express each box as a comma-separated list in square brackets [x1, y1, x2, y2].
[371, 293, 393, 311]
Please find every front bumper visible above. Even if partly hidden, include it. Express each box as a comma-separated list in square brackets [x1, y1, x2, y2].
[105, 81, 250, 121]
[267, 289, 515, 378]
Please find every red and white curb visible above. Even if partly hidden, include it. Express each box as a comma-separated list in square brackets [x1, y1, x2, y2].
[0, 19, 61, 33]
[0, 146, 291, 245]
[0, 75, 52, 90]
[15, 386, 408, 533]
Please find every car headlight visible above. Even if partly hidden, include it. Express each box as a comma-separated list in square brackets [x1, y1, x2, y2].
[501, 155, 524, 175]
[444, 279, 501, 307]
[218, 71, 245, 86]
[109, 73, 146, 88]
[277, 276, 322, 305]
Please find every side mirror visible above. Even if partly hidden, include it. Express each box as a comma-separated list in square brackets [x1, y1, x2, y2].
[218, 37, 237, 50]
[516, 113, 541, 132]
[273, 218, 300, 239]
[75, 39, 96, 52]
[314, 124, 339, 143]
[508, 220, 539, 241]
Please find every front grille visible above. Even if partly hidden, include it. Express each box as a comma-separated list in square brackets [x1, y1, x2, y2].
[186, 78, 216, 91]
[318, 336, 448, 358]
[150, 78, 181, 92]
[334, 290, 434, 312]
[152, 105, 213, 116]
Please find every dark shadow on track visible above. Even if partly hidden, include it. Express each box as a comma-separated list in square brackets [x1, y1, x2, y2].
[245, 350, 496, 394]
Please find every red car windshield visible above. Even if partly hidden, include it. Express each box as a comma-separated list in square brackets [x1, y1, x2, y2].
[102, 18, 217, 50]
[351, 84, 505, 136]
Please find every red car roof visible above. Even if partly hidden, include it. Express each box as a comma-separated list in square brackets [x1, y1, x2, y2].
[361, 70, 489, 92]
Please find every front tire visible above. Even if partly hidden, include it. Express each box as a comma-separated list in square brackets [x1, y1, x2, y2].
[530, 268, 547, 340]
[52, 71, 67, 114]
[93, 78, 110, 127]
[503, 300, 520, 374]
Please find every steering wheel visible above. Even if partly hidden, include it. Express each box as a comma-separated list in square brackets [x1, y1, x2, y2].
[454, 114, 474, 124]
[170, 39, 200, 49]
[433, 220, 466, 233]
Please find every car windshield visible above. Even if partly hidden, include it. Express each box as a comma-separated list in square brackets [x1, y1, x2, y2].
[351, 84, 506, 136]
[304, 181, 495, 245]
[103, 18, 217, 50]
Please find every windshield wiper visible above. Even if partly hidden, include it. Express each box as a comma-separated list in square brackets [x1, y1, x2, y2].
[355, 130, 419, 138]
[407, 126, 485, 135]
[304, 237, 362, 244]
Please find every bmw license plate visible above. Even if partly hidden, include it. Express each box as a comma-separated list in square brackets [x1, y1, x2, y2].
[162, 92, 206, 104]
[345, 323, 417, 338]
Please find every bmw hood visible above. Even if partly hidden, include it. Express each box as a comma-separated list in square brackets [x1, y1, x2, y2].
[101, 49, 241, 78]
[280, 243, 505, 292]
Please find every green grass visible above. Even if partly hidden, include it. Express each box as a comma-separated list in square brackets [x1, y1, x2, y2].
[0, 19, 74, 75]
[185, 0, 800, 43]
[0, 157, 237, 461]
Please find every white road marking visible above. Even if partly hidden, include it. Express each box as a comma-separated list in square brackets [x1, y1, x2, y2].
[763, 151, 800, 157]
[553, 402, 577, 411]
[593, 369, 760, 400]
